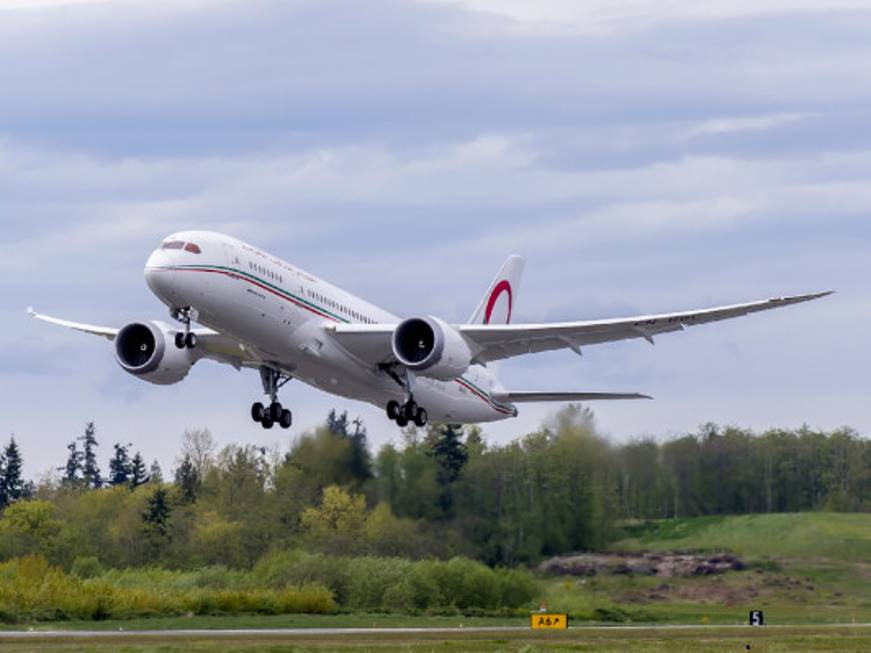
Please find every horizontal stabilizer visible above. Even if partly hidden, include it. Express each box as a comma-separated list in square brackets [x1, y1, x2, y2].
[492, 391, 652, 403]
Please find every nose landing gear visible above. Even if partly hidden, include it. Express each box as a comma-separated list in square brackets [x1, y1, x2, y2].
[171, 307, 197, 349]
[251, 366, 293, 430]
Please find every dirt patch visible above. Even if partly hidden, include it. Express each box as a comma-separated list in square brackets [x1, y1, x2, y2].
[539, 551, 746, 578]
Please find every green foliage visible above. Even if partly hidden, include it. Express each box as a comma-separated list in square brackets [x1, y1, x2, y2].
[0, 556, 334, 623]
[70, 556, 104, 579]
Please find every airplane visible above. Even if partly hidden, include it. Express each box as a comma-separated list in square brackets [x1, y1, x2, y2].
[29, 230, 831, 430]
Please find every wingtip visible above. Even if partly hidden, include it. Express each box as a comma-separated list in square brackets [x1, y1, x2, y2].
[26, 306, 35, 317]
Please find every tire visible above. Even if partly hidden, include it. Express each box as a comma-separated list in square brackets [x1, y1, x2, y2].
[185, 332, 197, 348]
[251, 402, 265, 422]
[395, 415, 408, 427]
[174, 332, 186, 349]
[403, 401, 418, 421]
[261, 417, 274, 430]
[270, 402, 283, 422]
[279, 409, 293, 429]
[413, 407, 428, 428]
[386, 400, 401, 420]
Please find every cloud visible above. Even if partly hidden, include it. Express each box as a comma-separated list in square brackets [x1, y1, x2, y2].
[0, 0, 868, 478]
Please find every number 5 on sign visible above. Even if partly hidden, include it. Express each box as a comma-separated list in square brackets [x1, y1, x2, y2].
[531, 613, 568, 629]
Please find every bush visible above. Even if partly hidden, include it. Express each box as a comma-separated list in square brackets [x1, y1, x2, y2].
[70, 556, 104, 579]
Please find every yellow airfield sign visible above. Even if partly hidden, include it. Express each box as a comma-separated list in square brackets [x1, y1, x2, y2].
[530, 613, 568, 629]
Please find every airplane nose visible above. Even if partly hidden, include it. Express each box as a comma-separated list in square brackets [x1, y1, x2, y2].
[144, 249, 178, 304]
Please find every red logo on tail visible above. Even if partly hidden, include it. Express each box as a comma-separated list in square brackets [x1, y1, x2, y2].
[484, 280, 513, 324]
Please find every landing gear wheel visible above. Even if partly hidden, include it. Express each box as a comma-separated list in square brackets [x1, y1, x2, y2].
[386, 400, 401, 420]
[184, 332, 197, 349]
[261, 417, 274, 430]
[251, 402, 265, 423]
[279, 409, 293, 429]
[269, 402, 284, 422]
[174, 332, 185, 349]
[413, 407, 428, 428]
[396, 415, 408, 427]
[402, 401, 418, 422]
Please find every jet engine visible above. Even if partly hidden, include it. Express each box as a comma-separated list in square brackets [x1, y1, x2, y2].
[114, 321, 197, 385]
[392, 316, 472, 381]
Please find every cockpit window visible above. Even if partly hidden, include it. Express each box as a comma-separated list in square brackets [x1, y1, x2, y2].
[161, 241, 185, 250]
[184, 243, 202, 254]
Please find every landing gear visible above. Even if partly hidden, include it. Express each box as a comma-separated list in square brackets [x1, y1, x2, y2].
[172, 307, 197, 349]
[251, 366, 293, 430]
[383, 366, 429, 428]
[386, 399, 428, 428]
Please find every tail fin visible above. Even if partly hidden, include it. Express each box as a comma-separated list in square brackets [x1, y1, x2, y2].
[467, 255, 525, 325]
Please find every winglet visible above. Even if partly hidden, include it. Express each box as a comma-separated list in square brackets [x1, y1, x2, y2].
[27, 306, 35, 317]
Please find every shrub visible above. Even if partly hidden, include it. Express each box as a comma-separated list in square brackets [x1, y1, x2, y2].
[70, 556, 104, 579]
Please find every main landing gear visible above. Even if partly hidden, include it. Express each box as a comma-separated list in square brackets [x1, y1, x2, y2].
[171, 307, 197, 349]
[386, 399, 428, 428]
[251, 366, 293, 430]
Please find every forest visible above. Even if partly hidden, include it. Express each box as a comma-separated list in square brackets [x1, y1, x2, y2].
[0, 406, 869, 621]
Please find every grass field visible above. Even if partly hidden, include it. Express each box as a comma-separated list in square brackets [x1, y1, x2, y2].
[5, 513, 871, 651]
[4, 625, 871, 652]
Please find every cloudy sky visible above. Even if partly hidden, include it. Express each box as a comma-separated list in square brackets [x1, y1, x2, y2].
[1, 0, 868, 478]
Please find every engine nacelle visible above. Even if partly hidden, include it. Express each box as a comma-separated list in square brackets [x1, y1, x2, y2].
[392, 316, 472, 381]
[114, 321, 196, 385]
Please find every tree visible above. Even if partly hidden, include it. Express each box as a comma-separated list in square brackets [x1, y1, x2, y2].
[149, 460, 164, 484]
[429, 424, 469, 517]
[108, 443, 131, 486]
[326, 409, 349, 437]
[143, 487, 171, 538]
[59, 441, 83, 486]
[78, 422, 102, 489]
[1, 438, 26, 505]
[129, 452, 149, 488]
[180, 429, 217, 478]
[173, 454, 199, 503]
[300, 484, 367, 554]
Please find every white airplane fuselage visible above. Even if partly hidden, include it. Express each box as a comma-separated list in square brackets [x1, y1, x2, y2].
[144, 230, 516, 423]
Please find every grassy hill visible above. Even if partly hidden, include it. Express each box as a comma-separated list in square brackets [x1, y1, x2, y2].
[614, 513, 871, 562]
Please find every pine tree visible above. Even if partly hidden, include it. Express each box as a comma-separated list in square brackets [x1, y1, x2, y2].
[0, 447, 7, 509]
[59, 441, 84, 486]
[173, 454, 198, 503]
[429, 424, 469, 517]
[142, 487, 171, 538]
[129, 452, 148, 488]
[349, 417, 373, 483]
[2, 438, 25, 503]
[78, 422, 102, 489]
[148, 460, 163, 483]
[108, 443, 131, 486]
[327, 409, 349, 437]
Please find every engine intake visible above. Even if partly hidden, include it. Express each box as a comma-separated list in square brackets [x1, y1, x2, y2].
[392, 316, 472, 381]
[115, 321, 196, 385]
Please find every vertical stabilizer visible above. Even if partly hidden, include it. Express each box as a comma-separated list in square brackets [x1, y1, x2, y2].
[467, 255, 525, 325]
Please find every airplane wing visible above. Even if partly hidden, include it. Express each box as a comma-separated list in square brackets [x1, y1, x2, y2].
[326, 291, 832, 366]
[459, 291, 833, 363]
[28, 309, 261, 369]
[28, 308, 119, 341]
[491, 391, 652, 402]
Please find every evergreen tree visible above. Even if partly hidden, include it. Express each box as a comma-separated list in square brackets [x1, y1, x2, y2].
[429, 424, 469, 517]
[59, 441, 84, 486]
[349, 417, 373, 483]
[173, 454, 199, 503]
[78, 422, 102, 489]
[149, 460, 164, 483]
[108, 443, 131, 486]
[142, 487, 171, 538]
[2, 438, 26, 504]
[327, 409, 349, 437]
[0, 448, 6, 509]
[129, 452, 149, 488]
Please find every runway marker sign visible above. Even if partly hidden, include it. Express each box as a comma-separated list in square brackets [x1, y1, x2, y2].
[531, 613, 568, 630]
